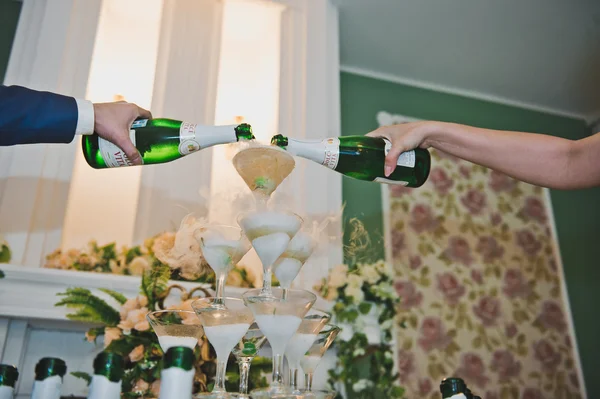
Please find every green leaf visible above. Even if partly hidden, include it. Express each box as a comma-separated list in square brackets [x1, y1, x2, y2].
[99, 288, 128, 305]
[55, 288, 120, 326]
[0, 244, 11, 263]
[142, 264, 170, 307]
[358, 302, 372, 315]
[71, 371, 92, 385]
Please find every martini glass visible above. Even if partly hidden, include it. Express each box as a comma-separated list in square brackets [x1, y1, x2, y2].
[192, 297, 254, 398]
[301, 324, 340, 392]
[242, 288, 316, 396]
[272, 230, 316, 299]
[284, 309, 330, 394]
[237, 211, 303, 296]
[146, 310, 204, 352]
[231, 324, 268, 398]
[197, 224, 251, 300]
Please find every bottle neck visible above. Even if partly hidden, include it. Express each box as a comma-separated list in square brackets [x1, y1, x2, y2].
[179, 124, 239, 152]
[92, 353, 123, 383]
[0, 365, 18, 388]
[284, 137, 341, 170]
[34, 358, 66, 381]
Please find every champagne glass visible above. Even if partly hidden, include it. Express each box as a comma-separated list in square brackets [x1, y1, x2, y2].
[284, 309, 330, 394]
[146, 310, 203, 352]
[301, 324, 340, 392]
[242, 288, 316, 396]
[197, 224, 250, 300]
[231, 324, 268, 398]
[237, 211, 302, 296]
[272, 230, 316, 299]
[192, 297, 254, 397]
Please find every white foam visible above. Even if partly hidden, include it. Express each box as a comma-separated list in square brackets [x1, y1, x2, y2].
[158, 336, 198, 352]
[202, 238, 245, 275]
[272, 258, 302, 288]
[252, 232, 290, 267]
[255, 314, 302, 356]
[285, 333, 317, 368]
[299, 354, 322, 373]
[240, 211, 301, 240]
[203, 323, 250, 360]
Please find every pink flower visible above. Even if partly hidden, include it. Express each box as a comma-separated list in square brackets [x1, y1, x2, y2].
[471, 269, 484, 285]
[395, 280, 423, 310]
[491, 350, 521, 381]
[409, 255, 422, 270]
[418, 379, 432, 395]
[476, 236, 504, 263]
[133, 379, 149, 394]
[103, 327, 122, 349]
[473, 296, 501, 326]
[461, 189, 487, 215]
[533, 339, 561, 372]
[502, 268, 531, 299]
[396, 350, 415, 378]
[489, 170, 516, 192]
[521, 387, 544, 399]
[520, 196, 547, 224]
[151, 380, 161, 397]
[456, 353, 489, 388]
[409, 204, 439, 233]
[569, 372, 580, 388]
[417, 317, 452, 352]
[85, 330, 97, 343]
[535, 301, 566, 332]
[430, 167, 454, 195]
[390, 185, 412, 197]
[459, 165, 471, 178]
[392, 232, 405, 258]
[436, 272, 466, 305]
[443, 236, 473, 265]
[490, 213, 502, 226]
[129, 344, 145, 362]
[505, 324, 518, 338]
[516, 229, 542, 256]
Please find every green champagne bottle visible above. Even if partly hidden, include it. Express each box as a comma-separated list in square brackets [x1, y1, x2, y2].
[270, 134, 430, 187]
[30, 358, 66, 399]
[158, 347, 195, 399]
[0, 364, 18, 399]
[440, 377, 472, 399]
[82, 119, 255, 169]
[87, 352, 124, 399]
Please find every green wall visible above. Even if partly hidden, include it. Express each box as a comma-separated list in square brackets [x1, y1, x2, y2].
[0, 0, 22, 82]
[340, 71, 599, 396]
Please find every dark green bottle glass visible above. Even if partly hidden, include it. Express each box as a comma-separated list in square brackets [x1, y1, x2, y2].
[440, 377, 472, 398]
[82, 119, 254, 169]
[87, 352, 124, 399]
[0, 364, 19, 396]
[31, 357, 66, 399]
[158, 347, 195, 399]
[270, 134, 430, 187]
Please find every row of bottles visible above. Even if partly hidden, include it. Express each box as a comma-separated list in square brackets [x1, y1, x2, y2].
[0, 346, 193, 399]
[82, 118, 431, 188]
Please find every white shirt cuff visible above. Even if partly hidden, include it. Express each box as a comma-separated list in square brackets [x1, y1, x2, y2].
[75, 99, 95, 135]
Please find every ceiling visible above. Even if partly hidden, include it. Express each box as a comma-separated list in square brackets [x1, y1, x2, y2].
[337, 0, 600, 121]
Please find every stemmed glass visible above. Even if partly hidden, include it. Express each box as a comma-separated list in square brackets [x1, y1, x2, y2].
[146, 310, 204, 352]
[196, 225, 251, 300]
[242, 288, 316, 396]
[191, 297, 254, 398]
[237, 211, 302, 296]
[284, 309, 331, 394]
[272, 230, 316, 299]
[231, 324, 268, 398]
[301, 324, 341, 393]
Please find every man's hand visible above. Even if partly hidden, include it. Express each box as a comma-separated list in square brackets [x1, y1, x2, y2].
[93, 102, 152, 165]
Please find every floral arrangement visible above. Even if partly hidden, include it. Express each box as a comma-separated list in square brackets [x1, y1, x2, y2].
[314, 221, 405, 399]
[0, 234, 11, 264]
[55, 262, 269, 397]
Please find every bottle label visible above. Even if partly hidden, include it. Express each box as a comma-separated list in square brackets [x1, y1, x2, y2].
[98, 130, 137, 167]
[0, 386, 14, 399]
[178, 122, 201, 155]
[383, 139, 415, 168]
[374, 177, 408, 186]
[131, 119, 148, 128]
[31, 376, 62, 399]
[159, 368, 194, 399]
[322, 138, 340, 169]
[87, 376, 121, 399]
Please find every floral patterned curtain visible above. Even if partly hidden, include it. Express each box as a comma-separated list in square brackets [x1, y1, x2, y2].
[388, 148, 583, 399]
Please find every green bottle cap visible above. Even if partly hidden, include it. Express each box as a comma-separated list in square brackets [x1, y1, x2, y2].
[235, 123, 255, 140]
[270, 134, 288, 147]
[0, 364, 19, 388]
[163, 347, 194, 371]
[93, 352, 124, 383]
[34, 358, 67, 381]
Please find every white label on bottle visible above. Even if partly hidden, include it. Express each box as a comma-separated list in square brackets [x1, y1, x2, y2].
[383, 139, 415, 168]
[31, 376, 62, 399]
[178, 122, 201, 155]
[0, 386, 14, 399]
[131, 119, 148, 128]
[322, 137, 340, 169]
[98, 130, 137, 167]
[448, 395, 468, 399]
[87, 376, 121, 399]
[374, 177, 408, 186]
[159, 368, 194, 399]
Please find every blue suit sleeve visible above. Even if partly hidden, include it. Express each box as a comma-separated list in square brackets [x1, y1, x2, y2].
[0, 85, 78, 146]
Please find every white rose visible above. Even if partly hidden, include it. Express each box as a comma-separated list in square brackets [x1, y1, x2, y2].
[344, 284, 364, 303]
[353, 348, 365, 356]
[352, 379, 372, 392]
[360, 264, 380, 284]
[329, 264, 348, 288]
[347, 274, 363, 289]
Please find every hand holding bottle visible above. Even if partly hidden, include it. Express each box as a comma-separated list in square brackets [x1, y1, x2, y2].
[92, 102, 153, 165]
